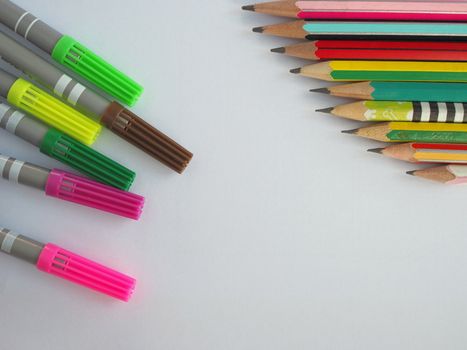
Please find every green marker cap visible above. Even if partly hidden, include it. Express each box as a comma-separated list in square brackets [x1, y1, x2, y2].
[52, 35, 143, 106]
[40, 128, 136, 191]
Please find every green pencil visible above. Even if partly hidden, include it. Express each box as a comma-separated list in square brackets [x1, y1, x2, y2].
[311, 82, 467, 103]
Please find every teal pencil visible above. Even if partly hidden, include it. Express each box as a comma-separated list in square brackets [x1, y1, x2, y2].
[311, 82, 467, 102]
[303, 21, 467, 40]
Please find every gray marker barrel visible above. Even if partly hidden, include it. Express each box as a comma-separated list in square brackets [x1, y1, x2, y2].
[0, 227, 44, 264]
[0, 31, 109, 118]
[0, 154, 50, 190]
[0, 68, 16, 97]
[0, 0, 62, 54]
[0, 102, 48, 146]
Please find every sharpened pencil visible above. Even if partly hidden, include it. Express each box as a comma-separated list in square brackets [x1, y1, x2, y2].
[297, 1, 467, 21]
[407, 164, 467, 184]
[370, 143, 467, 164]
[311, 82, 467, 103]
[303, 21, 467, 41]
[252, 20, 307, 38]
[252, 20, 467, 40]
[294, 61, 467, 82]
[242, 1, 467, 21]
[274, 40, 467, 61]
[320, 101, 467, 123]
[342, 122, 467, 143]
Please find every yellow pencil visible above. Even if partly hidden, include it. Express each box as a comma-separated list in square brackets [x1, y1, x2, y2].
[291, 61, 467, 82]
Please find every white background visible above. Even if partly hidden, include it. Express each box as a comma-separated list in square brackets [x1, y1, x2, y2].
[1, 1, 467, 349]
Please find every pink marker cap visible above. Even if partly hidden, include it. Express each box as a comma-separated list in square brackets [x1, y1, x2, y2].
[37, 243, 136, 301]
[45, 169, 145, 220]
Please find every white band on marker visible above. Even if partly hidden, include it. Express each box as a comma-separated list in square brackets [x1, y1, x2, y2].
[0, 156, 8, 174]
[68, 84, 86, 105]
[8, 160, 24, 183]
[54, 75, 73, 97]
[24, 18, 39, 40]
[0, 104, 11, 122]
[5, 111, 25, 134]
[14, 11, 29, 33]
[1, 232, 18, 254]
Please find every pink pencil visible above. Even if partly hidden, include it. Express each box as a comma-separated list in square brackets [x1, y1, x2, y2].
[297, 11, 467, 21]
[297, 1, 467, 13]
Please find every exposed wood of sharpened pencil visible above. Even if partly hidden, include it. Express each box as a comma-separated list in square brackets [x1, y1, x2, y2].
[310, 82, 374, 100]
[272, 41, 318, 59]
[291, 61, 333, 81]
[341, 123, 392, 142]
[273, 41, 467, 61]
[407, 165, 458, 184]
[371, 143, 418, 163]
[242, 1, 299, 18]
[317, 101, 368, 121]
[252, 20, 308, 39]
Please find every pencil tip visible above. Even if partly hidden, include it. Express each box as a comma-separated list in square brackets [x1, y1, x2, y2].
[252, 26, 264, 33]
[316, 107, 333, 114]
[290, 67, 301, 74]
[242, 4, 255, 11]
[367, 148, 383, 154]
[271, 47, 285, 53]
[310, 87, 330, 94]
[406, 170, 416, 176]
[341, 129, 358, 135]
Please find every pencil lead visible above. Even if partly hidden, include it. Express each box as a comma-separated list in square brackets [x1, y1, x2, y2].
[290, 67, 301, 74]
[406, 170, 416, 176]
[271, 47, 285, 54]
[242, 5, 255, 11]
[367, 148, 383, 154]
[252, 26, 264, 33]
[341, 129, 358, 135]
[316, 107, 333, 114]
[310, 87, 329, 95]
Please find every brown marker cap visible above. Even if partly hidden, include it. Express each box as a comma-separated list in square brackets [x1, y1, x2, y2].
[101, 102, 193, 173]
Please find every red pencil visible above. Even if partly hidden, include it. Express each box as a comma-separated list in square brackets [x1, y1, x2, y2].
[271, 40, 467, 61]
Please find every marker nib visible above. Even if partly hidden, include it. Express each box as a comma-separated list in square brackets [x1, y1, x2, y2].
[406, 170, 416, 176]
[310, 87, 329, 94]
[271, 47, 285, 53]
[242, 5, 255, 11]
[341, 129, 358, 135]
[367, 148, 383, 154]
[316, 107, 333, 114]
[290, 67, 301, 74]
[252, 26, 264, 33]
